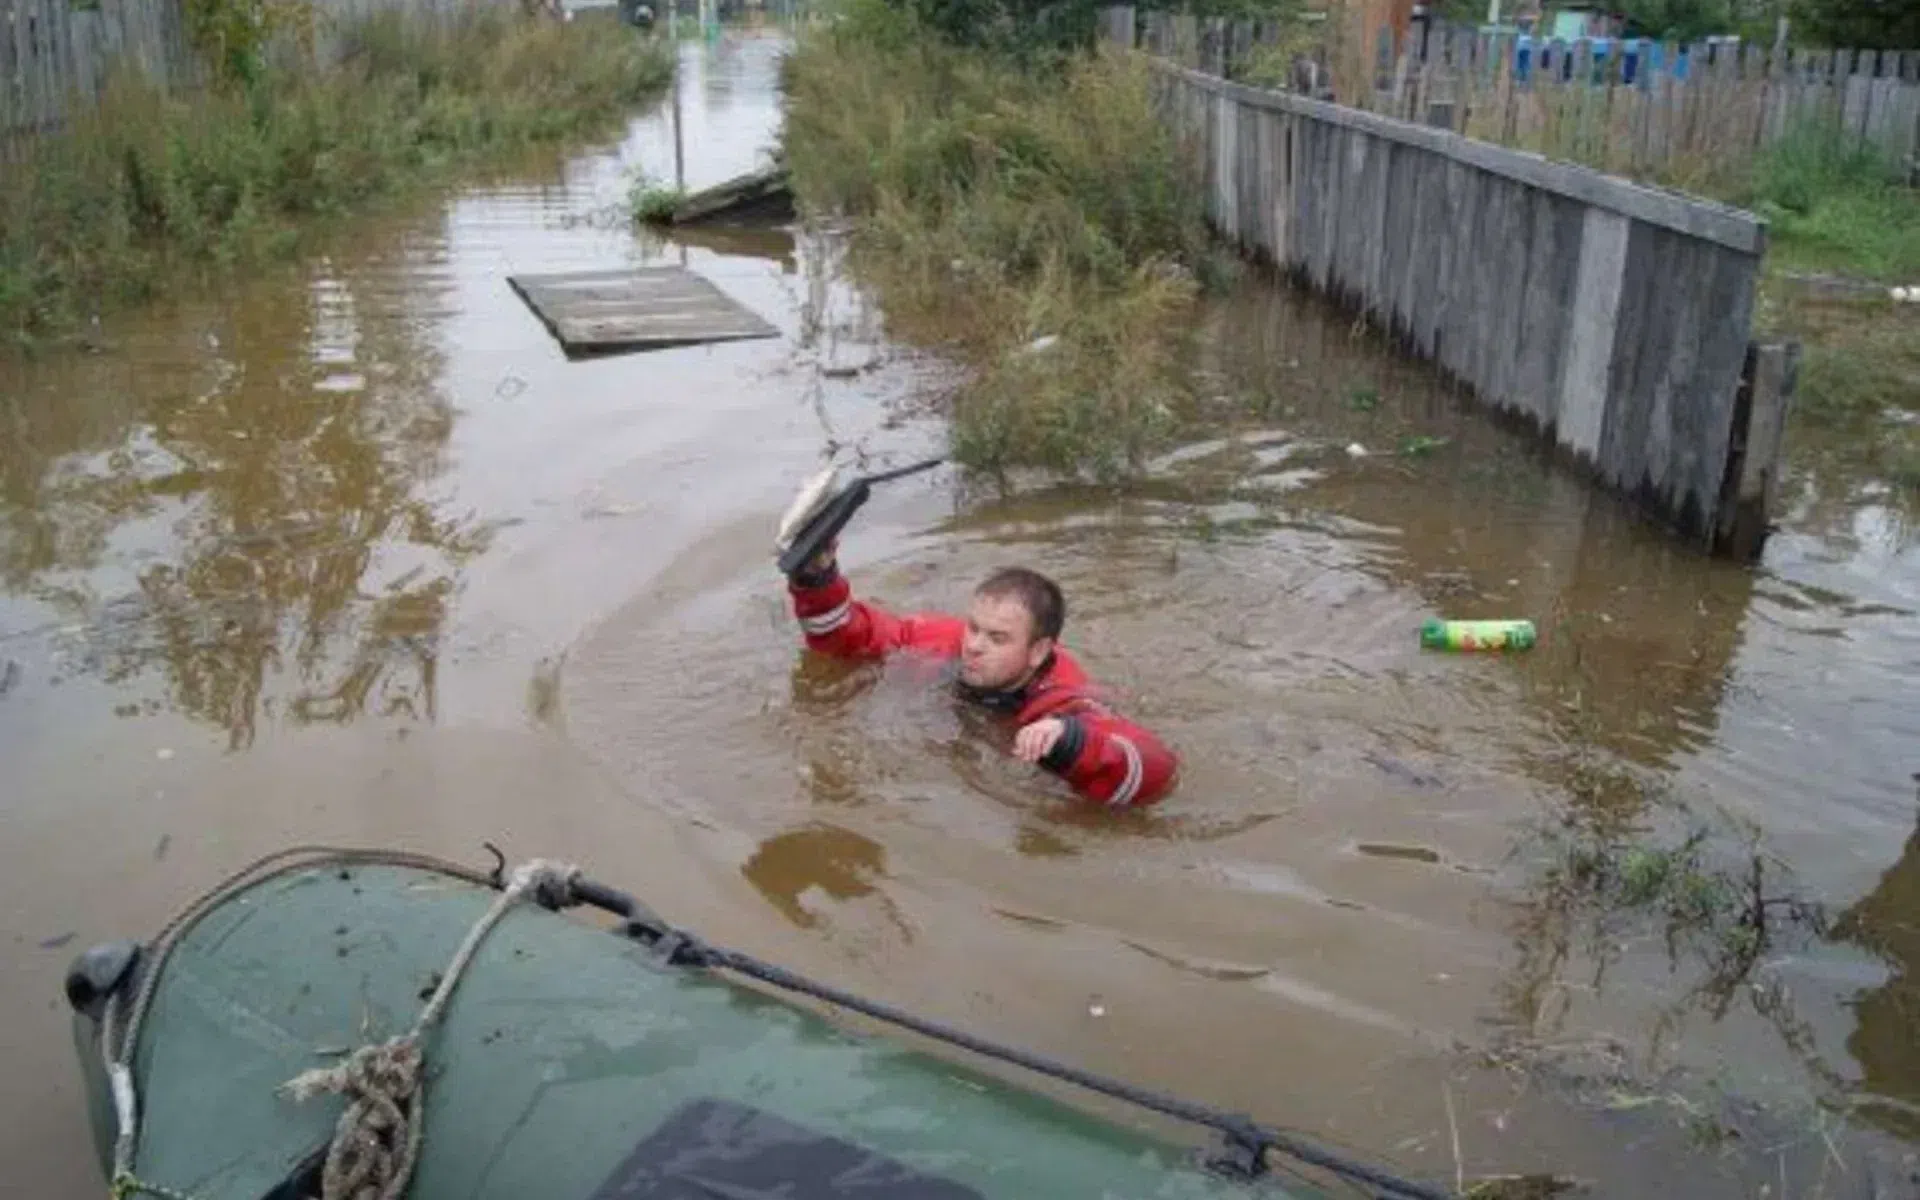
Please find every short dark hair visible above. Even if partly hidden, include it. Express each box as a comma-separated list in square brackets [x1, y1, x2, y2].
[975, 567, 1065, 643]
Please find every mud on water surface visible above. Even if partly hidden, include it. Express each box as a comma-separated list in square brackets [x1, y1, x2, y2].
[3, 27, 1919, 1199]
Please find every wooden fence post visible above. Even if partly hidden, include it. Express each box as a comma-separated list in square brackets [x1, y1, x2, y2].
[1715, 342, 1799, 561]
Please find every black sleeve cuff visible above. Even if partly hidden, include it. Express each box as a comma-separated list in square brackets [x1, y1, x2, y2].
[789, 561, 841, 590]
[1038, 715, 1087, 774]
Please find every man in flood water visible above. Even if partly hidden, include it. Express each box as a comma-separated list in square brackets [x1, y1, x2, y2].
[784, 542, 1179, 808]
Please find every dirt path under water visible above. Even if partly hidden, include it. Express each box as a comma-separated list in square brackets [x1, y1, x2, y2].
[3, 27, 1919, 1199]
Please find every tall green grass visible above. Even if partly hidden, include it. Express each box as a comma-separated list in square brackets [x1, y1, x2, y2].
[1742, 120, 1920, 284]
[780, 0, 1219, 478]
[1736, 120, 1920, 495]
[1790, 326, 1920, 498]
[0, 10, 673, 351]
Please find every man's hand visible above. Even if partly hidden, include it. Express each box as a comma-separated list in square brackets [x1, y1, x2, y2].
[1013, 717, 1066, 764]
[788, 538, 839, 587]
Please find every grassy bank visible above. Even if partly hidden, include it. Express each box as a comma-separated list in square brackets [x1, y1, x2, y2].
[1741, 125, 1920, 286]
[779, 0, 1218, 477]
[0, 10, 673, 352]
[1736, 126, 1920, 495]
[1772, 300, 1920, 496]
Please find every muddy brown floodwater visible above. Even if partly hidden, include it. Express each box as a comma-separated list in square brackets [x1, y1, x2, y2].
[4, 25, 1919, 1199]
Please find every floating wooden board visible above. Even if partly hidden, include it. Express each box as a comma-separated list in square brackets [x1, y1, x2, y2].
[669, 165, 794, 226]
[508, 267, 779, 357]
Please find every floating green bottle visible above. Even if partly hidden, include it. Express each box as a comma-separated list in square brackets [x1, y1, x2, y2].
[1420, 617, 1536, 652]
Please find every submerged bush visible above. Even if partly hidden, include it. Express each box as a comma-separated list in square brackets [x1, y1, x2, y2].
[0, 10, 674, 349]
[630, 178, 687, 224]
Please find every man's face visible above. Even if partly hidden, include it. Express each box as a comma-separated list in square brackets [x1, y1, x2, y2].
[960, 591, 1050, 691]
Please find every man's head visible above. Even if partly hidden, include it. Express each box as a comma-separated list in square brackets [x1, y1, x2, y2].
[960, 567, 1065, 691]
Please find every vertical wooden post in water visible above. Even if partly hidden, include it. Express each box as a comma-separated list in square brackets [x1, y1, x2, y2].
[671, 18, 684, 193]
[1715, 343, 1800, 560]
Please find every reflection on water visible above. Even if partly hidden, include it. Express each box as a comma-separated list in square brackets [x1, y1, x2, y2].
[743, 822, 894, 931]
[2, 21, 1919, 1200]
[0, 251, 489, 749]
[671, 223, 800, 270]
[1834, 799, 1920, 1141]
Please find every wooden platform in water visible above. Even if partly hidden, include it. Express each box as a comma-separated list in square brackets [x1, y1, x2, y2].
[508, 267, 779, 357]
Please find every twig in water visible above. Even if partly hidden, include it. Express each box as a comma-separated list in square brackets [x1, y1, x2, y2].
[1444, 1079, 1465, 1196]
[1816, 1108, 1846, 1186]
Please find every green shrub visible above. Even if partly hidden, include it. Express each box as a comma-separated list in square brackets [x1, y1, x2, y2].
[1743, 119, 1920, 283]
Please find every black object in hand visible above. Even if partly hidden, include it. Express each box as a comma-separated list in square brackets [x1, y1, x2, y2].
[776, 457, 944, 579]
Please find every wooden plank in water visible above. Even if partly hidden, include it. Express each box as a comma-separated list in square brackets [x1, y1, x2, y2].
[666, 164, 793, 226]
[508, 267, 779, 357]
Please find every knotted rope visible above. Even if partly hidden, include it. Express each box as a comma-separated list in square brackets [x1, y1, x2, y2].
[277, 859, 581, 1200]
[104, 847, 499, 1200]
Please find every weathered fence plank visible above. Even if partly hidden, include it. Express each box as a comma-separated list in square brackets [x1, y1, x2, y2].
[1110, 11, 1798, 559]
[1, 4, 18, 152]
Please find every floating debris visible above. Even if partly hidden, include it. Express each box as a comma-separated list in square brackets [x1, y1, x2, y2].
[1420, 618, 1537, 652]
[1361, 751, 1446, 790]
[644, 163, 793, 227]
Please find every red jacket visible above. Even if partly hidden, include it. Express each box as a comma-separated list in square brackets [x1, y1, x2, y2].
[789, 569, 1179, 808]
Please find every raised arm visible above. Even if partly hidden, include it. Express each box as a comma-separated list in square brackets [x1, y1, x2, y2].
[787, 555, 962, 662]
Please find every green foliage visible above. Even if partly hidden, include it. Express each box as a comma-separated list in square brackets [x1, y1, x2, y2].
[629, 175, 686, 224]
[882, 0, 1106, 55]
[1740, 118, 1920, 501]
[1741, 120, 1920, 285]
[1795, 344, 1906, 426]
[0, 11, 673, 349]
[1889, 446, 1920, 496]
[1746, 117, 1893, 218]
[1615, 0, 1735, 41]
[1788, 0, 1920, 51]
[1424, 0, 1487, 23]
[782, 0, 1212, 476]
[1180, 0, 1317, 16]
[1518, 795, 1828, 1020]
[1232, 0, 1327, 90]
[864, 0, 1310, 58]
[181, 0, 313, 86]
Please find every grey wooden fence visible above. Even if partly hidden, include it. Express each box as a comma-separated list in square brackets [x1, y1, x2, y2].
[1364, 27, 1920, 186]
[2, 0, 199, 152]
[1104, 7, 1798, 560]
[1127, 9, 1920, 186]
[2, 0, 512, 159]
